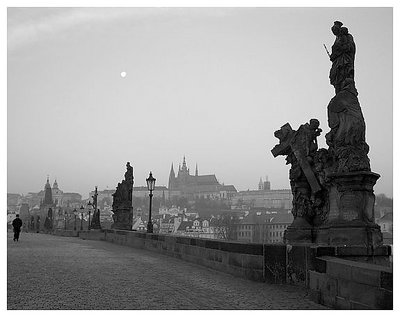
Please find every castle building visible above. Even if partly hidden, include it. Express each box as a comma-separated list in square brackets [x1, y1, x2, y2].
[232, 177, 292, 210]
[168, 156, 237, 200]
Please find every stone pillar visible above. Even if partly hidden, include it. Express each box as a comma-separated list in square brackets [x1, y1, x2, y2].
[315, 171, 383, 247]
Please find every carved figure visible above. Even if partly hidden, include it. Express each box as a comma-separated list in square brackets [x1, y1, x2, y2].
[91, 209, 101, 229]
[112, 162, 134, 230]
[326, 21, 370, 173]
[272, 120, 327, 227]
[329, 21, 356, 94]
[271, 21, 382, 246]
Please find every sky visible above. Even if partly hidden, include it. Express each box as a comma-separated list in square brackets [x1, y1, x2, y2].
[6, 6, 393, 199]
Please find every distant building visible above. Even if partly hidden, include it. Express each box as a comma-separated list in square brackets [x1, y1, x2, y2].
[376, 213, 393, 245]
[25, 178, 82, 208]
[231, 177, 292, 210]
[133, 186, 168, 200]
[168, 156, 237, 200]
[29, 177, 57, 231]
[159, 215, 182, 234]
[258, 176, 271, 191]
[88, 189, 115, 208]
[175, 217, 217, 239]
[159, 206, 181, 216]
[236, 211, 293, 244]
[376, 213, 393, 234]
[7, 193, 22, 213]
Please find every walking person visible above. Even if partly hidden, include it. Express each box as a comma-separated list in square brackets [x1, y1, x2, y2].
[12, 214, 23, 242]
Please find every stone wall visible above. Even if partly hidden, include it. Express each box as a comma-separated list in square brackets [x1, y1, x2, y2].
[80, 229, 265, 282]
[309, 256, 392, 309]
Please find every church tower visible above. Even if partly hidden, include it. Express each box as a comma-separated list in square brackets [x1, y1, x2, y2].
[264, 175, 271, 191]
[258, 177, 264, 190]
[43, 177, 53, 205]
[177, 156, 190, 179]
[53, 179, 59, 190]
[181, 156, 189, 174]
[168, 163, 176, 190]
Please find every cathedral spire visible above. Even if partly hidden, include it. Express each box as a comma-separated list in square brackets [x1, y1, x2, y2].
[43, 176, 53, 205]
[168, 163, 176, 190]
[195, 163, 198, 176]
[181, 155, 188, 173]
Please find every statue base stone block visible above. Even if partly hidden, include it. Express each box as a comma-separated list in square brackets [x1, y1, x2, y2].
[315, 171, 383, 247]
[284, 227, 313, 244]
[315, 223, 383, 247]
[112, 207, 133, 230]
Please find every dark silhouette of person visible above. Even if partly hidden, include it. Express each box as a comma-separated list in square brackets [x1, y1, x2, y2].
[12, 214, 23, 242]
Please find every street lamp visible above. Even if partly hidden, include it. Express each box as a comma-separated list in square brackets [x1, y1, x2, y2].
[73, 208, 77, 231]
[80, 205, 84, 231]
[146, 172, 156, 234]
[87, 201, 92, 231]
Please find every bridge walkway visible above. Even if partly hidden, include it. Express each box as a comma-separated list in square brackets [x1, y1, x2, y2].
[7, 232, 326, 310]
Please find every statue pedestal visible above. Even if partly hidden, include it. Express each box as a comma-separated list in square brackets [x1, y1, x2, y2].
[284, 217, 313, 244]
[315, 171, 383, 247]
[284, 227, 313, 244]
[112, 207, 133, 230]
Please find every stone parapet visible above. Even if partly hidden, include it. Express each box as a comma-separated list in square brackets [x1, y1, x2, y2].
[81, 229, 265, 282]
[52, 229, 79, 237]
[309, 256, 392, 309]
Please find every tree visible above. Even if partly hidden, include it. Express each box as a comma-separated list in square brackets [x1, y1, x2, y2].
[211, 213, 239, 240]
[376, 194, 393, 208]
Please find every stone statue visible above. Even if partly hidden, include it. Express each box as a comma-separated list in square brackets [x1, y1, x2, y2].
[44, 208, 53, 231]
[91, 209, 101, 229]
[272, 120, 326, 232]
[90, 187, 101, 229]
[271, 21, 382, 246]
[326, 21, 370, 173]
[329, 21, 356, 94]
[112, 162, 134, 230]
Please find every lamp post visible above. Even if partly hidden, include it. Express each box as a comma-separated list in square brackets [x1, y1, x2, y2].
[80, 205, 84, 231]
[146, 172, 156, 234]
[73, 208, 77, 231]
[87, 201, 92, 231]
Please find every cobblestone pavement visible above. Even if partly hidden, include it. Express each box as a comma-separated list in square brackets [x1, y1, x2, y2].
[8, 232, 326, 310]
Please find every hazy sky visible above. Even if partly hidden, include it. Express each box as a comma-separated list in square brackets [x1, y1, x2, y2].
[7, 7, 393, 198]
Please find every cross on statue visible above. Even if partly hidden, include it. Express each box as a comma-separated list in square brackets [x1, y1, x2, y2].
[271, 122, 321, 194]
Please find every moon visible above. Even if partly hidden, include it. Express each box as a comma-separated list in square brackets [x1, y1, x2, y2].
[120, 71, 127, 78]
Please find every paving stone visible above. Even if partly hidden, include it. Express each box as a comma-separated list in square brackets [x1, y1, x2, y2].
[7, 232, 327, 310]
